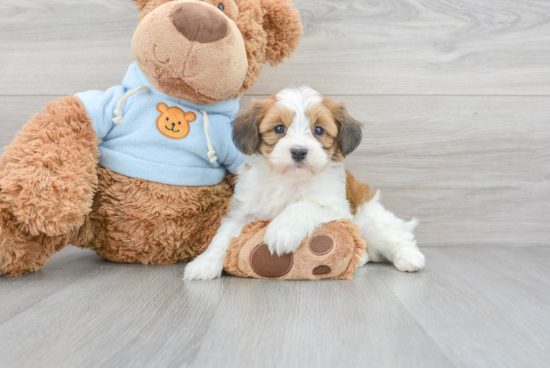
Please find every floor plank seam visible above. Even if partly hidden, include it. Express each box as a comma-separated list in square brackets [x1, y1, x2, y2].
[371, 268, 459, 368]
[184, 276, 230, 368]
[0, 263, 101, 328]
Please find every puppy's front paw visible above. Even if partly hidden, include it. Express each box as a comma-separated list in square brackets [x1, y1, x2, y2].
[183, 253, 224, 281]
[264, 218, 306, 256]
[393, 247, 425, 272]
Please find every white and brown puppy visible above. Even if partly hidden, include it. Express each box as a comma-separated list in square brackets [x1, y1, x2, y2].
[183, 87, 425, 280]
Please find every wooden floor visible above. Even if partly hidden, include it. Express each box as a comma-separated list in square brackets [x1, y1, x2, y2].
[0, 246, 548, 368]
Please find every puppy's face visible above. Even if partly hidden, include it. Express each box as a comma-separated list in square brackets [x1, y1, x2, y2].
[233, 87, 363, 178]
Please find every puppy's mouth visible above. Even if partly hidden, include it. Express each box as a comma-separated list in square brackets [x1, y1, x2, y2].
[165, 126, 180, 133]
[280, 162, 317, 176]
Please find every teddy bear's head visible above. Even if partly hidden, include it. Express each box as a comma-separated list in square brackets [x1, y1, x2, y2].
[132, 0, 303, 105]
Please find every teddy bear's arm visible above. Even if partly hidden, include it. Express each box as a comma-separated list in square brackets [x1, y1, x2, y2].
[75, 85, 126, 141]
[0, 96, 100, 237]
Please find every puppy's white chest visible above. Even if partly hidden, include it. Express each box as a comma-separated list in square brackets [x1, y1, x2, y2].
[258, 181, 309, 217]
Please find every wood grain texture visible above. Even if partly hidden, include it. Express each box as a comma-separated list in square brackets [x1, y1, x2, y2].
[0, 0, 549, 95]
[2, 95, 549, 247]
[0, 259, 226, 368]
[0, 247, 102, 325]
[1, 246, 550, 367]
[189, 272, 453, 368]
[376, 246, 550, 368]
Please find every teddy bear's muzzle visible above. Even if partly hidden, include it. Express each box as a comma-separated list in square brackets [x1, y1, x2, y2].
[132, 0, 249, 104]
[172, 2, 229, 44]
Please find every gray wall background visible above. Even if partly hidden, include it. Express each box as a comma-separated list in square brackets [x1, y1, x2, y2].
[0, 0, 548, 246]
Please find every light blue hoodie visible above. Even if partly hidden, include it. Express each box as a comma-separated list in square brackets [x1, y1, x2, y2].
[75, 63, 245, 186]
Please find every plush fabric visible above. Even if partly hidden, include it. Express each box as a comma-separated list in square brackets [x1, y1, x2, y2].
[0, 96, 99, 238]
[132, 0, 249, 104]
[0, 0, 304, 277]
[75, 63, 245, 186]
[224, 219, 367, 280]
[73, 167, 235, 265]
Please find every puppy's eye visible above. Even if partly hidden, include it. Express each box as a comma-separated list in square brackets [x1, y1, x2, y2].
[218, 3, 224, 11]
[313, 126, 324, 136]
[274, 125, 286, 134]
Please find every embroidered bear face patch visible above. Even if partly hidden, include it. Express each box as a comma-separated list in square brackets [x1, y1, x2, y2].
[156, 103, 197, 140]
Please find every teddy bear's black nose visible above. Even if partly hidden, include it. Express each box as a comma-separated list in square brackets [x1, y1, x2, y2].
[172, 2, 229, 44]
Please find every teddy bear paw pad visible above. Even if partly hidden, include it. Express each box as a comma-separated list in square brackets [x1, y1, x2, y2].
[308, 233, 335, 255]
[250, 243, 294, 278]
[312, 265, 332, 275]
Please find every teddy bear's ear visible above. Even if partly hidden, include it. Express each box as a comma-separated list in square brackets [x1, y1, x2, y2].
[260, 0, 303, 66]
[132, 0, 151, 13]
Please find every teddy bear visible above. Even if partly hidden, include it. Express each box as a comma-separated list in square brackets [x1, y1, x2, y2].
[0, 0, 305, 277]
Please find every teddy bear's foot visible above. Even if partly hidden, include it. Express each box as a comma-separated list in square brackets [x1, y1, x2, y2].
[224, 219, 366, 280]
[0, 219, 70, 277]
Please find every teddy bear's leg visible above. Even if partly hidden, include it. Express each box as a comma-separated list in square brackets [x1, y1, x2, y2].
[223, 219, 366, 280]
[0, 96, 99, 276]
[0, 213, 74, 277]
[80, 167, 235, 266]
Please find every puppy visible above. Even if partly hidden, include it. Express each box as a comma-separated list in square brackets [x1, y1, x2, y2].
[183, 87, 425, 280]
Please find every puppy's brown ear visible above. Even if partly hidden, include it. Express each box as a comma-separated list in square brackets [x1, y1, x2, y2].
[233, 101, 263, 155]
[336, 104, 363, 157]
[260, 0, 303, 66]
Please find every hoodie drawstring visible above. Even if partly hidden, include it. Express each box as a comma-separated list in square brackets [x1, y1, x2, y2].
[200, 110, 217, 163]
[111, 87, 217, 164]
[112, 86, 150, 124]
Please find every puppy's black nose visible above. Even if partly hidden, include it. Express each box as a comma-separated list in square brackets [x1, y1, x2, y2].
[291, 148, 308, 162]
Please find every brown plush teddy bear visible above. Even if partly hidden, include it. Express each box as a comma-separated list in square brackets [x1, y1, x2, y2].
[0, 0, 303, 277]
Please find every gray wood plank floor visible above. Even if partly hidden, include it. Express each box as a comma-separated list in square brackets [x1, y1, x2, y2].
[1, 246, 549, 368]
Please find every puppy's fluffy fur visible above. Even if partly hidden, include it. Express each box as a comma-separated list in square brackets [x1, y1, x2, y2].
[184, 87, 425, 280]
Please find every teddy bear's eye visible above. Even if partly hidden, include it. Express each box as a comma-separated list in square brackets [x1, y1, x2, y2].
[178, 122, 181, 125]
[218, 3, 224, 11]
[166, 117, 169, 121]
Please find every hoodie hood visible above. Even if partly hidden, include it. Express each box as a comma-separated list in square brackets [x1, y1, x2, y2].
[124, 63, 241, 118]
